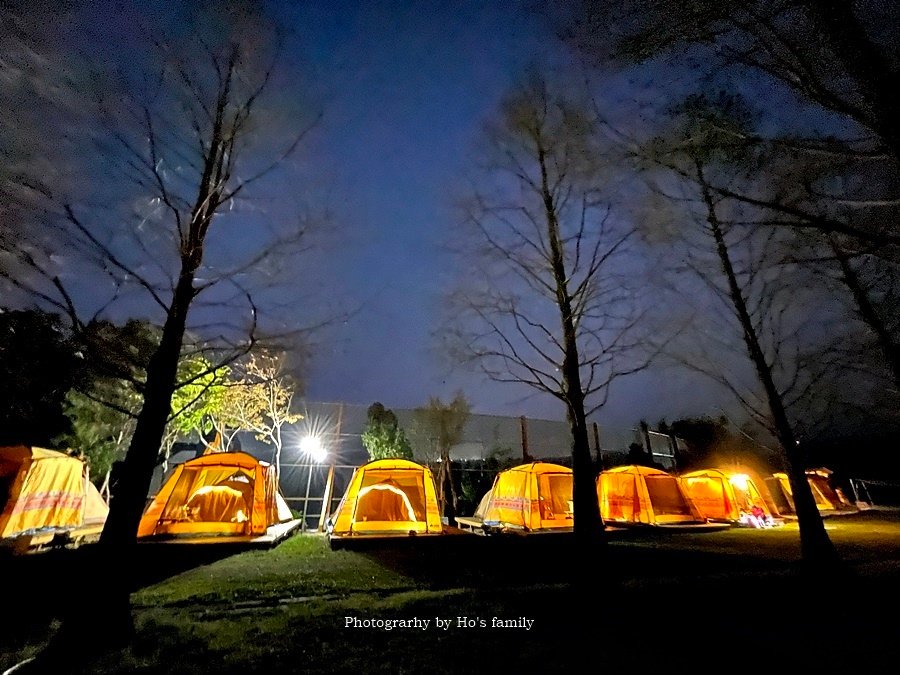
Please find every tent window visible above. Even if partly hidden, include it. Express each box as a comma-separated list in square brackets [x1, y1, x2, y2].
[538, 474, 573, 519]
[644, 475, 692, 515]
[354, 470, 426, 522]
[160, 466, 253, 523]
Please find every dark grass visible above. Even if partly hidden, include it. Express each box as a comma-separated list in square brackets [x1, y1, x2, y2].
[4, 511, 900, 673]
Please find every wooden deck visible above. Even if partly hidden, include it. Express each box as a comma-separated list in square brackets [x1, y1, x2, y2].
[138, 518, 304, 546]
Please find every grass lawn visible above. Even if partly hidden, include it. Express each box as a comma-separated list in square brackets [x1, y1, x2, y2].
[4, 511, 900, 673]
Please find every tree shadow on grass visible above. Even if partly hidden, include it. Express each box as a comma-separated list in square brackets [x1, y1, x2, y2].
[0, 540, 256, 663]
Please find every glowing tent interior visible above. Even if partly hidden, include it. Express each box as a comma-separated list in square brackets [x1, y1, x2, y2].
[1, 446, 108, 547]
[766, 468, 855, 515]
[462, 462, 574, 533]
[679, 468, 775, 523]
[597, 465, 704, 526]
[328, 458, 442, 538]
[138, 451, 297, 542]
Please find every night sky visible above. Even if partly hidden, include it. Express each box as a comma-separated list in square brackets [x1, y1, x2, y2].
[258, 1, 722, 428]
[5, 0, 732, 431]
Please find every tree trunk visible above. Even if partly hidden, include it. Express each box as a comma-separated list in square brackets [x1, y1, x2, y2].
[698, 164, 838, 567]
[830, 239, 900, 390]
[437, 448, 457, 521]
[52, 268, 199, 652]
[537, 144, 605, 558]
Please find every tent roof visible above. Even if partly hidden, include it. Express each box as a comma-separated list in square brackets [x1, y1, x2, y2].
[604, 464, 671, 477]
[0, 446, 78, 463]
[682, 468, 730, 480]
[504, 462, 571, 475]
[356, 458, 431, 472]
[180, 451, 270, 470]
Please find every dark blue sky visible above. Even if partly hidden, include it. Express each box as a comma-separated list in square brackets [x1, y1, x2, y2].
[5, 0, 729, 432]
[258, 1, 725, 428]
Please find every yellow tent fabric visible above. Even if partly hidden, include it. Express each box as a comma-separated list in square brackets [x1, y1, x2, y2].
[598, 465, 703, 526]
[0, 446, 107, 539]
[329, 458, 442, 537]
[680, 468, 773, 522]
[138, 452, 291, 538]
[478, 462, 573, 532]
[769, 469, 854, 514]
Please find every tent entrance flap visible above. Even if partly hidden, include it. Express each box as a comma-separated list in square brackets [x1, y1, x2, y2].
[329, 459, 443, 537]
[138, 452, 292, 539]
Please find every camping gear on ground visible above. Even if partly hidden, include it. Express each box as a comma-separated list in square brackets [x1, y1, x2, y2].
[680, 468, 776, 524]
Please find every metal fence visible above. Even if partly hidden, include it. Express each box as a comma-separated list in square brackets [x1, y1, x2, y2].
[280, 462, 359, 531]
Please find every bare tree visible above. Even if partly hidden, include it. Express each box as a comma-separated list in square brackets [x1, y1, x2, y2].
[445, 75, 647, 552]
[415, 393, 470, 519]
[569, 1, 900, 162]
[566, 2, 900, 392]
[0, 3, 323, 649]
[638, 96, 840, 565]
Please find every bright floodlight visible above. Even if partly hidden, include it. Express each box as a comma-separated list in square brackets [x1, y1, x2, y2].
[300, 435, 327, 463]
[729, 473, 750, 491]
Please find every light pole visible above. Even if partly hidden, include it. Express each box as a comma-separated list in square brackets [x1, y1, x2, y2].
[300, 435, 326, 531]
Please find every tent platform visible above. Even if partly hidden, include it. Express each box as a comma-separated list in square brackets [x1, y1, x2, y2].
[454, 516, 582, 536]
[1, 523, 105, 553]
[454, 516, 487, 534]
[139, 519, 303, 546]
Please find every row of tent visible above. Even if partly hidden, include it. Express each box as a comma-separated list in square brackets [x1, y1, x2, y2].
[1, 446, 856, 547]
[1, 446, 297, 548]
[328, 459, 857, 538]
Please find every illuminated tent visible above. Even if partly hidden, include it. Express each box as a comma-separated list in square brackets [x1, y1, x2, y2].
[138, 452, 293, 539]
[767, 469, 855, 515]
[597, 465, 704, 526]
[476, 462, 573, 532]
[0, 446, 108, 543]
[329, 458, 442, 537]
[680, 468, 774, 522]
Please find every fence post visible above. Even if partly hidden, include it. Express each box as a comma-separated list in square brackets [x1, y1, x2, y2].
[520, 415, 531, 463]
[318, 402, 343, 532]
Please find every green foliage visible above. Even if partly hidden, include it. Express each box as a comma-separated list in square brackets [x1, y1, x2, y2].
[60, 383, 137, 481]
[58, 319, 230, 476]
[169, 357, 230, 439]
[361, 402, 413, 461]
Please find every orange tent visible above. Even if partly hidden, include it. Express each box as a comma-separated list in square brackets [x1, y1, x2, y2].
[767, 469, 855, 515]
[680, 468, 774, 522]
[598, 465, 703, 526]
[329, 458, 442, 537]
[476, 462, 573, 532]
[138, 452, 293, 539]
[0, 446, 108, 543]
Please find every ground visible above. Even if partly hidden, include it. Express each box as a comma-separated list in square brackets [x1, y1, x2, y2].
[3, 512, 900, 673]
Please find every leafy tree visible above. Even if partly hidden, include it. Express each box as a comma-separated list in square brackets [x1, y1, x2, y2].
[361, 402, 413, 461]
[415, 393, 470, 519]
[214, 352, 301, 476]
[61, 319, 227, 476]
